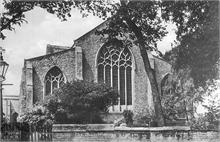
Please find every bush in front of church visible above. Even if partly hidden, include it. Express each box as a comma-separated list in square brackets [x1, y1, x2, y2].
[44, 80, 119, 124]
[18, 104, 53, 132]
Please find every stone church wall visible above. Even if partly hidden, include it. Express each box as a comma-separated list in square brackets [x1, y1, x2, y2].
[73, 23, 168, 119]
[154, 56, 172, 94]
[20, 48, 76, 113]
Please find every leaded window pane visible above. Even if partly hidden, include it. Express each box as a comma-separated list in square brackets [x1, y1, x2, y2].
[112, 66, 118, 105]
[105, 65, 111, 86]
[127, 67, 132, 105]
[98, 65, 104, 83]
[112, 66, 118, 90]
[45, 80, 51, 95]
[120, 66, 125, 105]
[52, 81, 58, 90]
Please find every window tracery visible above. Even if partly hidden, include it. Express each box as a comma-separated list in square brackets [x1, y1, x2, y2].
[45, 66, 65, 96]
[97, 44, 133, 109]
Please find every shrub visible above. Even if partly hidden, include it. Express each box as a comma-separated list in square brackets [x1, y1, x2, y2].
[135, 109, 157, 127]
[45, 80, 118, 124]
[19, 104, 53, 131]
[135, 115, 151, 127]
[123, 110, 133, 126]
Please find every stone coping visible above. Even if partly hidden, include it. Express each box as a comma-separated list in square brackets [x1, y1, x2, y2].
[115, 126, 191, 132]
[52, 124, 190, 133]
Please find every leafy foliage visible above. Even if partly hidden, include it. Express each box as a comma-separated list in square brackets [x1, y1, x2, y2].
[1, 0, 74, 39]
[161, 1, 215, 39]
[1, 0, 115, 39]
[161, 0, 219, 127]
[44, 80, 118, 124]
[18, 104, 53, 131]
[161, 69, 203, 121]
[163, 1, 219, 87]
[191, 79, 220, 130]
[162, 72, 220, 129]
[134, 112, 158, 127]
[191, 114, 219, 130]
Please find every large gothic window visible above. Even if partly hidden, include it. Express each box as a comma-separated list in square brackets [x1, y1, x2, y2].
[45, 66, 65, 96]
[97, 43, 133, 109]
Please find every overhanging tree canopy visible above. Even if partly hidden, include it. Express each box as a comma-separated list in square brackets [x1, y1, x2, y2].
[163, 1, 219, 87]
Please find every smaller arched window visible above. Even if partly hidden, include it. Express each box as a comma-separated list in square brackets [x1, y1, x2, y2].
[45, 66, 65, 96]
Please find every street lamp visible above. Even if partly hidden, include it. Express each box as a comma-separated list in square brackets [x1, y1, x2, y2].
[0, 47, 9, 138]
[0, 50, 9, 81]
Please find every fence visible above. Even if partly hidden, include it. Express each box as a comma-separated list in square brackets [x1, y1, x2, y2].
[1, 122, 52, 141]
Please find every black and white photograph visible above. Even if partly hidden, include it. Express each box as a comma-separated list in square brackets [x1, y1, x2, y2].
[0, 0, 219, 141]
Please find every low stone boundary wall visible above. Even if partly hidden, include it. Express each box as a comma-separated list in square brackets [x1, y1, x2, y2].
[52, 124, 219, 142]
[53, 124, 115, 132]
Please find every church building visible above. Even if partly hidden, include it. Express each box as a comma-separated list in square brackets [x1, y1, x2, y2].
[19, 22, 171, 122]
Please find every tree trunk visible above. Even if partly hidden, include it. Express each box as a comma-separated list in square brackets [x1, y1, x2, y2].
[128, 21, 164, 126]
[139, 46, 165, 126]
[120, 1, 164, 126]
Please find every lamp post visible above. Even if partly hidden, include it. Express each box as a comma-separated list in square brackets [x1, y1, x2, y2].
[0, 47, 9, 139]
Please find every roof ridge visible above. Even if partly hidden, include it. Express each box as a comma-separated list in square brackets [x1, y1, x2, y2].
[25, 48, 75, 61]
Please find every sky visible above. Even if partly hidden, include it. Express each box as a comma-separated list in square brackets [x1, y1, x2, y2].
[1, 6, 176, 96]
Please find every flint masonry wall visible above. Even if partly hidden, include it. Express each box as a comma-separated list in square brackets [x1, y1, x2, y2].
[73, 23, 151, 117]
[20, 48, 76, 113]
[73, 22, 171, 119]
[154, 56, 172, 95]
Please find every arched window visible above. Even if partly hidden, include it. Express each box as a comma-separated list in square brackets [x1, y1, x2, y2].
[97, 43, 133, 108]
[161, 74, 170, 97]
[45, 66, 65, 96]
